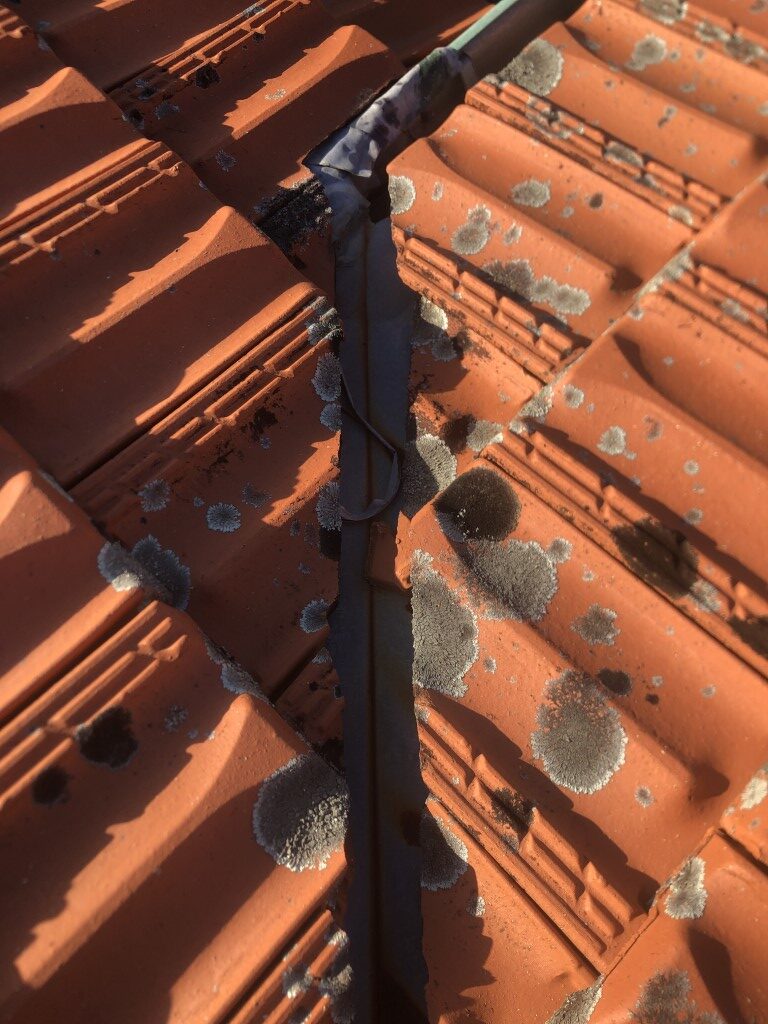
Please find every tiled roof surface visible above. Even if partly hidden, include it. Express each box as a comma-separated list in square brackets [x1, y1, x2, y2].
[1, 0, 767, 1021]
[390, 1, 768, 1020]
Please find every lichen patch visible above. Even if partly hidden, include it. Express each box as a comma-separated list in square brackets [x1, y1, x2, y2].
[664, 856, 707, 919]
[412, 562, 478, 697]
[572, 604, 620, 646]
[435, 467, 521, 542]
[389, 174, 416, 214]
[511, 178, 551, 208]
[532, 670, 627, 794]
[252, 753, 348, 871]
[626, 34, 667, 71]
[312, 352, 342, 402]
[493, 39, 565, 96]
[420, 808, 469, 890]
[469, 539, 558, 622]
[546, 980, 603, 1024]
[401, 433, 457, 518]
[451, 204, 492, 256]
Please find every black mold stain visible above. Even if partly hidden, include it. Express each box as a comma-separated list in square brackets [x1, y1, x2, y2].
[645, 693, 660, 705]
[728, 614, 768, 658]
[588, 193, 604, 208]
[319, 526, 342, 561]
[261, 178, 332, 258]
[491, 786, 534, 836]
[194, 64, 220, 89]
[243, 407, 278, 444]
[613, 518, 698, 598]
[597, 668, 632, 696]
[32, 765, 69, 805]
[77, 707, 138, 769]
[435, 468, 521, 541]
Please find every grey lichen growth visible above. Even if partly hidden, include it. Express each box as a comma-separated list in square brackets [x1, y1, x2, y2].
[206, 503, 241, 533]
[683, 459, 700, 475]
[413, 297, 455, 361]
[312, 352, 342, 402]
[531, 670, 627, 794]
[467, 894, 486, 917]
[401, 433, 457, 518]
[563, 384, 584, 408]
[282, 967, 313, 999]
[484, 258, 590, 320]
[412, 562, 478, 697]
[669, 204, 694, 226]
[572, 604, 620, 646]
[510, 384, 554, 435]
[320, 402, 343, 432]
[469, 539, 558, 622]
[684, 507, 703, 526]
[451, 204, 492, 256]
[641, 0, 688, 25]
[252, 753, 349, 871]
[420, 808, 469, 890]
[689, 579, 720, 613]
[547, 538, 573, 564]
[389, 174, 416, 215]
[300, 598, 329, 633]
[720, 298, 749, 323]
[243, 483, 270, 508]
[504, 223, 523, 244]
[626, 34, 667, 71]
[138, 478, 171, 512]
[316, 480, 341, 531]
[597, 425, 627, 456]
[546, 980, 603, 1024]
[740, 768, 768, 809]
[664, 856, 707, 919]
[318, 958, 354, 1024]
[511, 178, 551, 208]
[493, 39, 564, 97]
[633, 969, 725, 1024]
[466, 419, 503, 452]
[205, 637, 264, 699]
[98, 536, 192, 609]
[605, 141, 643, 168]
[636, 785, 655, 807]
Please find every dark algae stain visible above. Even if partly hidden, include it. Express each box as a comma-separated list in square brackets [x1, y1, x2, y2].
[32, 765, 69, 805]
[435, 467, 521, 541]
[77, 707, 138, 769]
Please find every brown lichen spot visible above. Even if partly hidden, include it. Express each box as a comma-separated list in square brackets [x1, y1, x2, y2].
[32, 765, 69, 805]
[412, 560, 478, 697]
[420, 808, 469, 890]
[77, 706, 138, 769]
[613, 519, 698, 599]
[435, 467, 521, 542]
[531, 670, 627, 794]
[546, 980, 603, 1023]
[664, 856, 707, 919]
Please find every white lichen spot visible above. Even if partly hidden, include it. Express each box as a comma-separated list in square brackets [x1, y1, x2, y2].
[597, 425, 627, 456]
[572, 604, 620, 646]
[316, 480, 341, 531]
[626, 34, 668, 71]
[664, 856, 707, 919]
[401, 433, 456, 518]
[720, 297, 749, 322]
[206, 503, 241, 533]
[683, 459, 700, 475]
[138, 478, 171, 512]
[547, 538, 573, 564]
[389, 174, 416, 215]
[252, 753, 348, 871]
[205, 637, 264, 699]
[467, 894, 486, 917]
[432, 181, 444, 201]
[605, 141, 643, 168]
[563, 384, 584, 408]
[684, 508, 703, 526]
[532, 670, 627, 794]
[635, 785, 654, 807]
[669, 204, 694, 226]
[300, 598, 329, 633]
[451, 204, 492, 256]
[701, 684, 716, 698]
[739, 769, 768, 810]
[511, 178, 551, 208]
[546, 980, 603, 1024]
[503, 223, 523, 244]
[312, 352, 342, 402]
[510, 383, 554, 434]
[466, 419, 503, 452]
[689, 579, 720, 613]
[641, 0, 688, 26]
[216, 149, 236, 171]
[493, 39, 564, 97]
[98, 537, 191, 609]
[282, 968, 313, 1000]
[164, 705, 188, 732]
